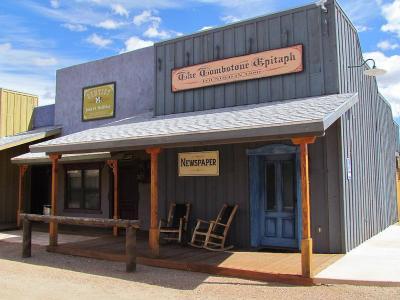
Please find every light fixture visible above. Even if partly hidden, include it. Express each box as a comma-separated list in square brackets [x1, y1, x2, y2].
[348, 59, 387, 77]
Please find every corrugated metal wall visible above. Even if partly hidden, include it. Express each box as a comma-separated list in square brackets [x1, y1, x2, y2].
[335, 4, 399, 252]
[154, 2, 338, 115]
[0, 89, 38, 137]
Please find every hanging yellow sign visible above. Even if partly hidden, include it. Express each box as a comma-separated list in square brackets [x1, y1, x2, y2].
[82, 82, 115, 121]
[178, 151, 219, 176]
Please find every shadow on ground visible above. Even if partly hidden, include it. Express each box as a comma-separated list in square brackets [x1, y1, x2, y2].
[0, 241, 290, 291]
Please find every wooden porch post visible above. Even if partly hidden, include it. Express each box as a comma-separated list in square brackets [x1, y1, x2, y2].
[292, 136, 316, 278]
[107, 160, 119, 236]
[17, 165, 28, 227]
[146, 147, 161, 257]
[49, 154, 61, 246]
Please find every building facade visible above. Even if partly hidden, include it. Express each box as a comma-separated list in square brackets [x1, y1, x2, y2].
[13, 0, 399, 255]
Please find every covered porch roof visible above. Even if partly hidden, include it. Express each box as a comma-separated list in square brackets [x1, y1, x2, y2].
[11, 151, 112, 165]
[0, 126, 61, 151]
[29, 93, 358, 155]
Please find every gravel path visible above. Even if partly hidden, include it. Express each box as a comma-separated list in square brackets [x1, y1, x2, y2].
[0, 242, 399, 300]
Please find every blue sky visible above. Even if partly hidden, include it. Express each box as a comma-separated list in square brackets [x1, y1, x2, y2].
[0, 0, 399, 121]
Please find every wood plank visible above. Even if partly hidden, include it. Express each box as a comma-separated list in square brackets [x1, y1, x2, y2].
[19, 214, 140, 228]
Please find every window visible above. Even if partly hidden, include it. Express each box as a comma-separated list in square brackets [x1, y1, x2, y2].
[65, 165, 101, 211]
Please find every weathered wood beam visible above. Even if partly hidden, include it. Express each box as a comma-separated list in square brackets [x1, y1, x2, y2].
[22, 218, 32, 258]
[126, 226, 137, 272]
[49, 154, 61, 247]
[19, 213, 140, 228]
[17, 165, 28, 227]
[107, 159, 119, 236]
[292, 136, 316, 278]
[146, 147, 161, 257]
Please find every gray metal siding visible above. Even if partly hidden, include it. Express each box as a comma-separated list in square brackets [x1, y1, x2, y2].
[335, 4, 398, 252]
[154, 3, 339, 115]
[309, 122, 342, 253]
[158, 139, 338, 252]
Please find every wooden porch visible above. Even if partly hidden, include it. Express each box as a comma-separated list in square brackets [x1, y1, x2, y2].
[46, 232, 342, 286]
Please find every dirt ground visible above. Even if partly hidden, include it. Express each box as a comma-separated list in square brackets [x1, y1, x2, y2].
[0, 242, 399, 300]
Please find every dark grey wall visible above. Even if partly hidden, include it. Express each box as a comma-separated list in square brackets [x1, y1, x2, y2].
[158, 138, 338, 252]
[154, 2, 338, 116]
[33, 104, 55, 128]
[55, 47, 154, 135]
[335, 3, 399, 252]
[0, 146, 29, 225]
[309, 122, 342, 253]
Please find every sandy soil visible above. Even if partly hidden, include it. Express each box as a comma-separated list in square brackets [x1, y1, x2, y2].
[0, 242, 399, 300]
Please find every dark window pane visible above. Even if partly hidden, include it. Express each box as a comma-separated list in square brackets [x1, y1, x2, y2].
[282, 160, 295, 212]
[67, 170, 82, 209]
[84, 170, 100, 210]
[66, 168, 101, 210]
[265, 162, 276, 211]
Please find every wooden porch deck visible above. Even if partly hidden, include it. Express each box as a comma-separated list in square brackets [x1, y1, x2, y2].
[47, 233, 342, 286]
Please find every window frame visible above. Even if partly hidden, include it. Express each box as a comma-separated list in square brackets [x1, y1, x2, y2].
[64, 163, 102, 214]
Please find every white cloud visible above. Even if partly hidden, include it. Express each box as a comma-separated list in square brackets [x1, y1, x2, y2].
[381, 0, 400, 37]
[144, 24, 171, 39]
[199, 26, 213, 31]
[364, 51, 400, 117]
[120, 36, 153, 53]
[86, 33, 112, 47]
[0, 42, 81, 106]
[377, 40, 400, 51]
[62, 23, 87, 32]
[133, 10, 161, 26]
[32, 57, 58, 66]
[97, 19, 123, 29]
[0, 42, 12, 52]
[355, 25, 371, 32]
[50, 0, 60, 9]
[221, 15, 241, 24]
[111, 4, 129, 17]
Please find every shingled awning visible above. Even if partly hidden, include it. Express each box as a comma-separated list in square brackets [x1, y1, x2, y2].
[29, 93, 358, 154]
[0, 126, 61, 151]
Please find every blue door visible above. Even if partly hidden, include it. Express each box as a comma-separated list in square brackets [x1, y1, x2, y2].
[261, 154, 298, 248]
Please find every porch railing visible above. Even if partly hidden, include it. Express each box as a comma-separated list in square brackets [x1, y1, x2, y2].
[19, 213, 140, 272]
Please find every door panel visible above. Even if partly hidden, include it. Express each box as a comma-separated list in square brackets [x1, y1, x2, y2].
[118, 163, 139, 220]
[260, 154, 297, 248]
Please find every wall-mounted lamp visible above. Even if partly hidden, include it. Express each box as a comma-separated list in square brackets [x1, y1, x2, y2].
[348, 59, 387, 77]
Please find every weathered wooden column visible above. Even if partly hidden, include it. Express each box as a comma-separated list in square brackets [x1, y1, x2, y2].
[22, 217, 32, 258]
[107, 160, 119, 236]
[292, 136, 316, 278]
[49, 154, 61, 247]
[126, 225, 137, 272]
[17, 165, 28, 227]
[146, 147, 161, 257]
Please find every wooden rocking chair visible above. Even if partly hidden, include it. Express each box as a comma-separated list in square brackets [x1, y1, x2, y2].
[159, 203, 190, 243]
[189, 204, 238, 251]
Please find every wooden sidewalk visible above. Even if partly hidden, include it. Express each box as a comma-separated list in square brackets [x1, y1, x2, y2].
[47, 235, 342, 286]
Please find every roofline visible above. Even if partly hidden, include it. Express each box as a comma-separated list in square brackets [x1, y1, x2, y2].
[30, 121, 326, 155]
[11, 152, 111, 165]
[323, 93, 359, 129]
[0, 127, 61, 152]
[0, 88, 38, 98]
